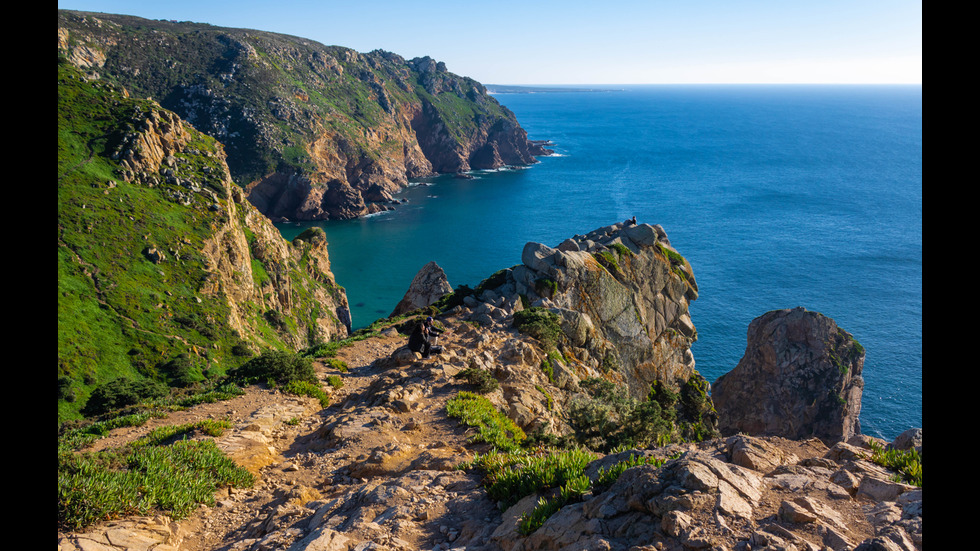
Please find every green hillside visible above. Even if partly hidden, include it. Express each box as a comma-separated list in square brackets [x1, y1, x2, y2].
[58, 59, 347, 422]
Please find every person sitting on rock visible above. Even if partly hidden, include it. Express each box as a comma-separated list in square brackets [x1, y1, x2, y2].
[409, 316, 443, 358]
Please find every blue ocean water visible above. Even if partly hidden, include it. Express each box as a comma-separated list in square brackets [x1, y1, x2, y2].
[277, 84, 922, 441]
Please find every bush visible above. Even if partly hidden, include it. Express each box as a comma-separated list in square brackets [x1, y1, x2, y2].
[228, 351, 317, 387]
[566, 378, 675, 452]
[82, 377, 168, 417]
[512, 307, 564, 350]
[283, 380, 329, 408]
[325, 358, 349, 372]
[159, 353, 204, 388]
[455, 366, 499, 394]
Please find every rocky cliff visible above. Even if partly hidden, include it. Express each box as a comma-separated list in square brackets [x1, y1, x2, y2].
[446, 222, 702, 401]
[712, 307, 865, 442]
[58, 59, 350, 421]
[57, 10, 552, 222]
[57, 315, 922, 551]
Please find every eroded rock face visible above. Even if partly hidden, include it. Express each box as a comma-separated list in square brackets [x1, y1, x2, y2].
[389, 261, 453, 317]
[453, 221, 701, 400]
[712, 307, 865, 442]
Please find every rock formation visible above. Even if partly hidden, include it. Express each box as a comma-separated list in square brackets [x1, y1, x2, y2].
[58, 61, 350, 419]
[57, 10, 553, 223]
[447, 221, 701, 401]
[712, 307, 865, 442]
[389, 261, 453, 317]
[58, 216, 922, 550]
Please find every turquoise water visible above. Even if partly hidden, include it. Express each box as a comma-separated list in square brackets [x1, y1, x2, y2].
[277, 85, 922, 441]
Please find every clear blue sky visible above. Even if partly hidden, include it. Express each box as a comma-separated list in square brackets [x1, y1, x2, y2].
[57, 0, 922, 85]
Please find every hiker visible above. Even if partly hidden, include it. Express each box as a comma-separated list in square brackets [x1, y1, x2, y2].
[409, 316, 444, 358]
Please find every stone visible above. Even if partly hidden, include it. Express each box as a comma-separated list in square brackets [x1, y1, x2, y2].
[712, 307, 865, 442]
[390, 261, 453, 317]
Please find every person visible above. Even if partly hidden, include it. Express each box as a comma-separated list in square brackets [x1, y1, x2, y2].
[408, 316, 444, 358]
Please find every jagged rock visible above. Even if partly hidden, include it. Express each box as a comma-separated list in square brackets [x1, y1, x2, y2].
[462, 222, 701, 401]
[889, 428, 922, 452]
[712, 307, 865, 442]
[390, 261, 453, 317]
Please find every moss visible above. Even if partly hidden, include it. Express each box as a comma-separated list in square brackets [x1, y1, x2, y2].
[534, 277, 558, 297]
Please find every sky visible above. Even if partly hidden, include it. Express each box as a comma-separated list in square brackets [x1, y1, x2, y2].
[57, 0, 922, 85]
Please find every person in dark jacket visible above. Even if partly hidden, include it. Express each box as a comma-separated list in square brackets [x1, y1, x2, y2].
[408, 317, 443, 358]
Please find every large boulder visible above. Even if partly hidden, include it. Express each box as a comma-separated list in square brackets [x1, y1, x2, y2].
[389, 261, 453, 317]
[712, 307, 865, 442]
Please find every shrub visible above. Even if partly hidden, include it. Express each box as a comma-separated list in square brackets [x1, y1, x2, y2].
[566, 377, 676, 452]
[325, 358, 349, 372]
[512, 307, 564, 350]
[455, 366, 499, 394]
[159, 353, 204, 388]
[82, 377, 168, 417]
[228, 350, 317, 387]
[283, 380, 330, 408]
[230, 342, 253, 357]
[868, 441, 922, 487]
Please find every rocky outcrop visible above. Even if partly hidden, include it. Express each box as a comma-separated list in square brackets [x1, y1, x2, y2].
[449, 221, 700, 401]
[113, 97, 353, 348]
[58, 11, 553, 223]
[389, 261, 453, 317]
[485, 433, 921, 551]
[57, 316, 923, 551]
[712, 307, 865, 442]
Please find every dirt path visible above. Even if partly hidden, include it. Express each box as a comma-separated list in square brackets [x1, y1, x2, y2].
[65, 319, 491, 551]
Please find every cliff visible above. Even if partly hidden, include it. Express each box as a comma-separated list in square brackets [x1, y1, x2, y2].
[58, 59, 350, 422]
[58, 312, 922, 551]
[58, 215, 921, 550]
[713, 307, 866, 442]
[450, 222, 701, 399]
[57, 10, 552, 222]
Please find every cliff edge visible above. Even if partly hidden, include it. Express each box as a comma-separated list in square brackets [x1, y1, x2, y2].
[57, 10, 552, 222]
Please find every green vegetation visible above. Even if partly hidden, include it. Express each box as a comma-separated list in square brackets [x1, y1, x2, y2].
[446, 392, 526, 451]
[59, 10, 521, 192]
[325, 358, 349, 372]
[564, 375, 719, 453]
[228, 350, 317, 387]
[455, 365, 500, 394]
[460, 448, 597, 510]
[57, 59, 344, 423]
[58, 437, 254, 531]
[57, 358, 320, 532]
[868, 441, 922, 487]
[459, 447, 668, 535]
[512, 307, 565, 351]
[657, 243, 691, 282]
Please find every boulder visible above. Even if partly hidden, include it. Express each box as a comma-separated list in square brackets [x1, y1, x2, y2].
[712, 307, 865, 443]
[389, 261, 453, 317]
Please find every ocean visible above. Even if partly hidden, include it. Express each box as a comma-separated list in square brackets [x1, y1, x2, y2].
[276, 84, 922, 442]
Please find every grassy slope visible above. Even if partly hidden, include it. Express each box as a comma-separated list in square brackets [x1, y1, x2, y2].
[58, 60, 268, 422]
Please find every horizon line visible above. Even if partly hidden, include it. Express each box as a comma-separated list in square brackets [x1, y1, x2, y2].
[487, 82, 922, 87]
